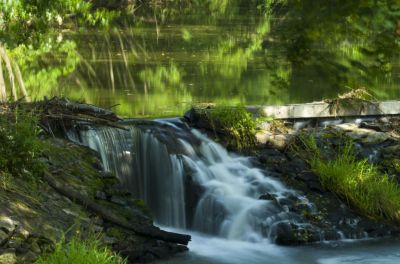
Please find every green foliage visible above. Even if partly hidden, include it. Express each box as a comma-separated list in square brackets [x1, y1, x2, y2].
[0, 0, 120, 101]
[181, 28, 192, 42]
[267, 0, 400, 99]
[0, 110, 45, 189]
[300, 135, 400, 222]
[139, 63, 183, 92]
[0, 0, 118, 46]
[10, 40, 80, 98]
[208, 106, 256, 150]
[35, 235, 126, 264]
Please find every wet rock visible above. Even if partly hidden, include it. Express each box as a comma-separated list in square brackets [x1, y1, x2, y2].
[100, 171, 116, 179]
[110, 196, 127, 206]
[277, 197, 296, 208]
[15, 246, 30, 254]
[19, 250, 37, 263]
[259, 193, 276, 201]
[307, 181, 325, 193]
[104, 185, 131, 197]
[92, 158, 104, 171]
[272, 221, 322, 245]
[361, 131, 390, 145]
[185, 174, 205, 228]
[117, 239, 188, 263]
[0, 249, 17, 264]
[0, 217, 16, 233]
[381, 144, 400, 156]
[95, 191, 107, 200]
[15, 227, 29, 240]
[7, 236, 24, 249]
[296, 171, 317, 182]
[359, 122, 383, 132]
[91, 216, 104, 226]
[255, 131, 272, 145]
[62, 208, 80, 218]
[183, 108, 197, 123]
[273, 222, 297, 245]
[30, 241, 41, 254]
[32, 235, 55, 254]
[92, 225, 104, 233]
[0, 229, 8, 243]
[333, 123, 360, 131]
[279, 158, 308, 176]
[103, 236, 117, 245]
[322, 230, 342, 241]
[269, 134, 293, 150]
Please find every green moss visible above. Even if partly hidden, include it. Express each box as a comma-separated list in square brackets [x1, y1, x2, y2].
[43, 140, 104, 198]
[300, 135, 400, 222]
[97, 200, 133, 221]
[131, 199, 153, 218]
[106, 227, 124, 240]
[380, 158, 400, 175]
[302, 211, 323, 223]
[206, 105, 256, 150]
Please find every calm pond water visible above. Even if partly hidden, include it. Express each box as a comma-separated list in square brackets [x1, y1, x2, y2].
[48, 2, 400, 118]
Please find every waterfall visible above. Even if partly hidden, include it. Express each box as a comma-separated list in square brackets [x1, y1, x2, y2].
[71, 126, 187, 228]
[69, 119, 317, 242]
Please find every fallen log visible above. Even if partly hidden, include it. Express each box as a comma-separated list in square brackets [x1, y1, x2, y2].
[42, 172, 191, 246]
[44, 114, 127, 130]
[43, 97, 120, 122]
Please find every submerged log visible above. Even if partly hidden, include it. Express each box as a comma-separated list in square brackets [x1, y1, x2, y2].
[42, 172, 191, 246]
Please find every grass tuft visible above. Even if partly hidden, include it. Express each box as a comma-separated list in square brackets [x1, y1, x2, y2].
[300, 135, 400, 222]
[35, 235, 126, 264]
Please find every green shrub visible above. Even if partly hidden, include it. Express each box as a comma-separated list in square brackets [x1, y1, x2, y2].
[35, 235, 126, 264]
[208, 106, 256, 150]
[0, 110, 45, 188]
[300, 135, 400, 222]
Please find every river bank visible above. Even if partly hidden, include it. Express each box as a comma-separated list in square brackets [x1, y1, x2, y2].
[0, 99, 189, 263]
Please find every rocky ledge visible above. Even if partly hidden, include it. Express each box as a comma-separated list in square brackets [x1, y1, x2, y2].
[185, 108, 400, 245]
[0, 138, 188, 263]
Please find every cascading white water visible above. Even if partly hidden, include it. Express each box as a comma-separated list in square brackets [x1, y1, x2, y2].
[69, 119, 316, 242]
[182, 130, 312, 241]
[71, 126, 187, 228]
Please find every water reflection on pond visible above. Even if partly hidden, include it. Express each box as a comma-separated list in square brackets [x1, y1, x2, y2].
[48, 1, 400, 117]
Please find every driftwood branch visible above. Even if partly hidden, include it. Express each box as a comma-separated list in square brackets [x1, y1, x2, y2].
[42, 172, 191, 245]
[0, 46, 17, 101]
[44, 98, 120, 121]
[11, 60, 30, 101]
[0, 56, 6, 101]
